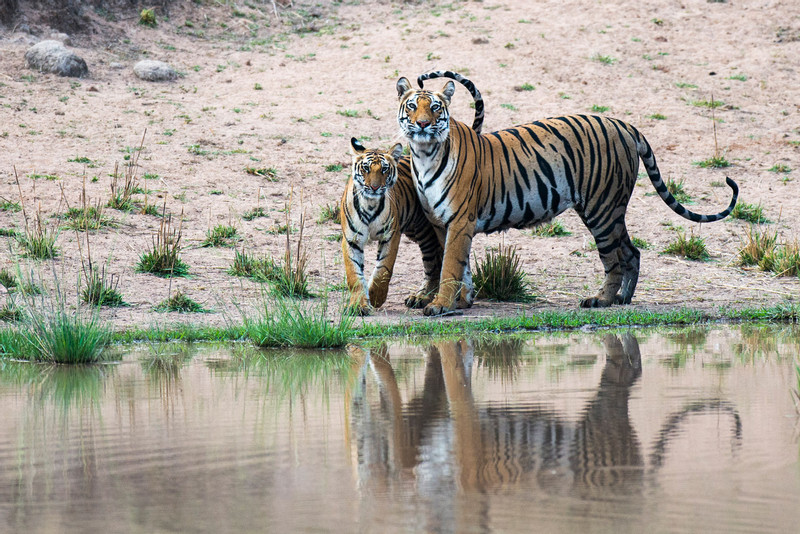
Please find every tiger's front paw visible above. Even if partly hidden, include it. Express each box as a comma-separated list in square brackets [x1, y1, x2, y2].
[344, 303, 373, 316]
[422, 298, 456, 317]
[346, 295, 372, 316]
[405, 292, 433, 309]
[579, 296, 614, 308]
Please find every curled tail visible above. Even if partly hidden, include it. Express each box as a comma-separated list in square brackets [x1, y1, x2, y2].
[417, 70, 484, 134]
[635, 129, 738, 223]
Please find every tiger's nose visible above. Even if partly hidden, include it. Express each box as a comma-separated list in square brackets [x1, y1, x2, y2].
[370, 184, 381, 191]
[417, 120, 431, 129]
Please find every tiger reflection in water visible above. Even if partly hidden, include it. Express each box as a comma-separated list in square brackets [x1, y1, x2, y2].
[347, 334, 645, 500]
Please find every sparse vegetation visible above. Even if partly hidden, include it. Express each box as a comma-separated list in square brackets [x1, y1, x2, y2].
[245, 166, 279, 181]
[591, 104, 610, 113]
[8, 280, 113, 364]
[648, 113, 667, 120]
[242, 206, 267, 221]
[228, 248, 281, 282]
[591, 53, 617, 65]
[690, 98, 725, 109]
[154, 291, 209, 313]
[731, 202, 769, 224]
[768, 163, 791, 173]
[759, 239, 800, 277]
[81, 267, 125, 307]
[244, 293, 354, 349]
[663, 230, 710, 261]
[317, 203, 341, 224]
[474, 243, 536, 302]
[531, 220, 571, 237]
[139, 8, 157, 27]
[666, 177, 692, 203]
[694, 155, 730, 168]
[202, 224, 239, 247]
[135, 211, 189, 277]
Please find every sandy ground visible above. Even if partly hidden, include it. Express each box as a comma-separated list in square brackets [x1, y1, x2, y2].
[0, 0, 798, 332]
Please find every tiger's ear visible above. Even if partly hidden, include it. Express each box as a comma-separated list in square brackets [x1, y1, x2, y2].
[440, 80, 455, 103]
[389, 143, 403, 161]
[396, 77, 413, 99]
[350, 137, 366, 155]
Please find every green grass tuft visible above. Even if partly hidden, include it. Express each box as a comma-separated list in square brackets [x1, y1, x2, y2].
[694, 155, 730, 168]
[663, 230, 710, 261]
[135, 213, 189, 277]
[244, 294, 354, 349]
[62, 205, 117, 230]
[474, 244, 536, 303]
[317, 203, 341, 224]
[242, 206, 267, 221]
[154, 291, 209, 313]
[768, 163, 791, 173]
[666, 177, 693, 203]
[202, 224, 239, 247]
[591, 53, 617, 65]
[81, 268, 126, 307]
[731, 202, 769, 224]
[737, 225, 777, 267]
[228, 248, 282, 282]
[531, 220, 571, 237]
[7, 286, 113, 363]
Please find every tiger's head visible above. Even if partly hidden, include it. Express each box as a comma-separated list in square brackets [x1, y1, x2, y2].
[349, 138, 403, 199]
[396, 77, 455, 145]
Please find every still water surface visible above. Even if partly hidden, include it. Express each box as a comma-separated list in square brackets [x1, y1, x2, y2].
[0, 326, 798, 533]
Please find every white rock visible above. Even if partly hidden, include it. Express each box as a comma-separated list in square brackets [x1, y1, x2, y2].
[25, 40, 88, 78]
[133, 60, 177, 82]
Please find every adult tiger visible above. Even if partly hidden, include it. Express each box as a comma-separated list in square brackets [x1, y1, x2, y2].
[397, 70, 739, 315]
[340, 72, 485, 315]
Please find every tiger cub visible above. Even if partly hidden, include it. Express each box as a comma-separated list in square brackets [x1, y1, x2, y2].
[340, 139, 442, 315]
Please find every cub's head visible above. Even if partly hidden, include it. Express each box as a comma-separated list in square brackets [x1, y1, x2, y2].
[349, 138, 403, 199]
[396, 77, 455, 145]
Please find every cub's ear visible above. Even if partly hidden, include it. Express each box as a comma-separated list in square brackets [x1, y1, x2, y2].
[396, 77, 413, 99]
[350, 137, 366, 155]
[389, 143, 403, 161]
[440, 80, 455, 103]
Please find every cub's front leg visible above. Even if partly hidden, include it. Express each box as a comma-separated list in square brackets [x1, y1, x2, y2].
[341, 234, 371, 316]
[368, 228, 401, 309]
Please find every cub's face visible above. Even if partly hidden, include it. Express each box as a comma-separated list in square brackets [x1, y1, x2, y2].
[396, 77, 455, 145]
[349, 138, 403, 199]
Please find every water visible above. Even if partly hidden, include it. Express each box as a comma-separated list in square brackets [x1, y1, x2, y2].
[0, 326, 798, 533]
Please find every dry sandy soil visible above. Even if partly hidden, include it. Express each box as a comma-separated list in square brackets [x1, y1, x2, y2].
[0, 0, 798, 332]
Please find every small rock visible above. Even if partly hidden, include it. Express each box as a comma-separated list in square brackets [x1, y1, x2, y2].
[133, 59, 177, 82]
[109, 62, 125, 70]
[49, 32, 71, 46]
[25, 40, 88, 78]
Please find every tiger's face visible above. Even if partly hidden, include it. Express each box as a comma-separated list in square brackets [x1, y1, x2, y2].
[396, 77, 455, 145]
[349, 138, 403, 199]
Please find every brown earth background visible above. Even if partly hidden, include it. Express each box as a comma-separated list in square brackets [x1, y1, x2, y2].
[0, 0, 798, 331]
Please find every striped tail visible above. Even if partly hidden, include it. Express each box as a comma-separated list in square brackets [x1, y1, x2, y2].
[417, 70, 485, 134]
[637, 132, 738, 223]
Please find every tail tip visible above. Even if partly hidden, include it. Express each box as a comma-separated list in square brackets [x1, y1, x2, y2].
[725, 176, 739, 195]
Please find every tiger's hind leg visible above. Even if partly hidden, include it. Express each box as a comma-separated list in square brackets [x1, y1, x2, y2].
[405, 230, 442, 309]
[580, 218, 630, 308]
[615, 232, 641, 305]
